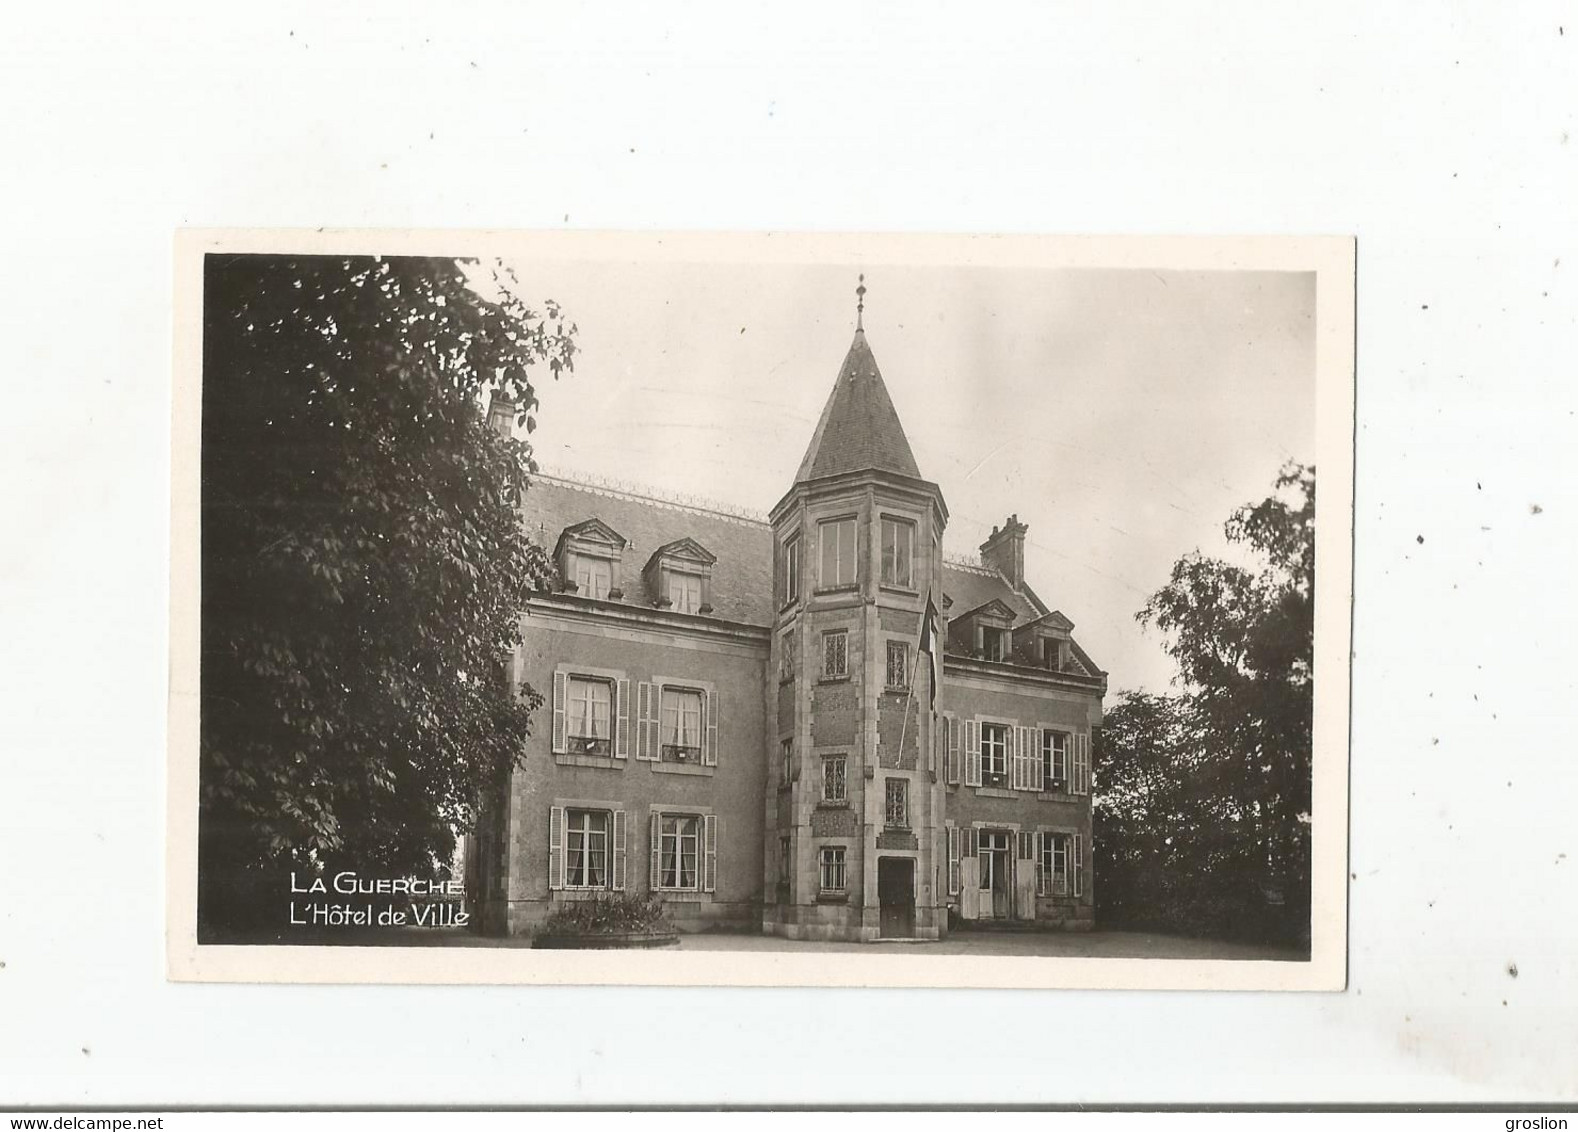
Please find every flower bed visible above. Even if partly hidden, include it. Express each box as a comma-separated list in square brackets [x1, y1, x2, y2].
[532, 892, 679, 949]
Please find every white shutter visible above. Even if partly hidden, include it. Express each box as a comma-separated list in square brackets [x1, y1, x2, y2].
[1034, 830, 1045, 896]
[615, 678, 630, 758]
[946, 713, 961, 785]
[965, 719, 981, 786]
[1073, 832, 1084, 898]
[611, 809, 627, 890]
[548, 805, 565, 891]
[636, 682, 656, 760]
[703, 814, 718, 892]
[649, 813, 661, 890]
[550, 672, 566, 753]
[945, 822, 960, 895]
[703, 689, 718, 767]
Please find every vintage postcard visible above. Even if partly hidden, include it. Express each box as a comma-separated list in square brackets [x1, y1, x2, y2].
[168, 230, 1354, 989]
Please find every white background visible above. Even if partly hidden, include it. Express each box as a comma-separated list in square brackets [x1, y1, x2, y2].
[2, 0, 1575, 1107]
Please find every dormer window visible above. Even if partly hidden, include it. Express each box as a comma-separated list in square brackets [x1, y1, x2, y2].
[573, 555, 613, 600]
[947, 597, 1018, 662]
[553, 519, 626, 601]
[668, 571, 704, 615]
[1041, 637, 1062, 671]
[644, 538, 717, 615]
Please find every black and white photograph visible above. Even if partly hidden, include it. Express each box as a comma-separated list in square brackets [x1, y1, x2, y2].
[12, 0, 1578, 1113]
[171, 232, 1353, 989]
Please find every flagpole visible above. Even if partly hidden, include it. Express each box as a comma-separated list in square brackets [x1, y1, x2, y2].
[896, 589, 939, 771]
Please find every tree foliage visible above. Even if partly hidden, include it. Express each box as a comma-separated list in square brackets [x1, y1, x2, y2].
[1095, 463, 1314, 944]
[199, 255, 575, 933]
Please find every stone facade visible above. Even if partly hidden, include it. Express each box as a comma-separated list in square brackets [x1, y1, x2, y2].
[470, 321, 1107, 942]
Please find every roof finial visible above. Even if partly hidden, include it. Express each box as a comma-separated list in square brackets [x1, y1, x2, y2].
[855, 273, 866, 331]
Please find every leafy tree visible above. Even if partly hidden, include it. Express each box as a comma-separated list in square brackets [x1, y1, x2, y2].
[1095, 463, 1314, 943]
[198, 255, 575, 935]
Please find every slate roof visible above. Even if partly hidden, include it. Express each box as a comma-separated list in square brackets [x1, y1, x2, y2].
[938, 563, 1045, 626]
[521, 475, 774, 627]
[794, 330, 923, 483]
[525, 473, 1091, 644]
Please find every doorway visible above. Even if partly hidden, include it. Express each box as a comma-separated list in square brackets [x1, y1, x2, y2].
[978, 830, 1011, 918]
[877, 857, 915, 939]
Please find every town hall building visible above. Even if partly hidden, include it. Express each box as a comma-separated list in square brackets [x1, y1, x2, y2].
[468, 294, 1108, 942]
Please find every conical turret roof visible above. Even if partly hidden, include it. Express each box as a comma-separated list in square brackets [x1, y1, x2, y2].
[794, 329, 922, 483]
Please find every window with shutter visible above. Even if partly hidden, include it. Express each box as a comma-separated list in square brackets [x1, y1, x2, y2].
[565, 677, 613, 755]
[703, 689, 718, 767]
[563, 809, 611, 889]
[946, 714, 961, 785]
[979, 723, 1008, 785]
[548, 805, 565, 891]
[636, 682, 657, 760]
[648, 813, 661, 891]
[615, 679, 630, 758]
[703, 814, 718, 893]
[611, 809, 627, 890]
[656, 814, 702, 890]
[659, 686, 704, 763]
[965, 720, 982, 786]
[551, 672, 567, 753]
[1041, 729, 1069, 791]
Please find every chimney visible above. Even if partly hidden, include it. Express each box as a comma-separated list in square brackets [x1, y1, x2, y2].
[979, 514, 1028, 589]
[486, 391, 516, 438]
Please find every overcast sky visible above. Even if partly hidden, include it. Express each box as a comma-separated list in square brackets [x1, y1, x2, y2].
[505, 259, 1315, 695]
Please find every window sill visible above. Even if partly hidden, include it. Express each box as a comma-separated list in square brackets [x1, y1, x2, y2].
[817, 675, 851, 685]
[882, 685, 912, 695]
[553, 753, 625, 770]
[883, 824, 912, 833]
[878, 584, 918, 597]
[814, 584, 859, 596]
[974, 786, 1017, 799]
[653, 890, 711, 903]
[1036, 790, 1078, 803]
[553, 888, 614, 900]
[651, 762, 714, 777]
[816, 890, 849, 903]
[816, 799, 850, 810]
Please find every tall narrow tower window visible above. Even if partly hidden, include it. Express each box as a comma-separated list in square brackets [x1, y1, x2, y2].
[783, 535, 802, 604]
[818, 517, 858, 589]
[880, 517, 914, 588]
